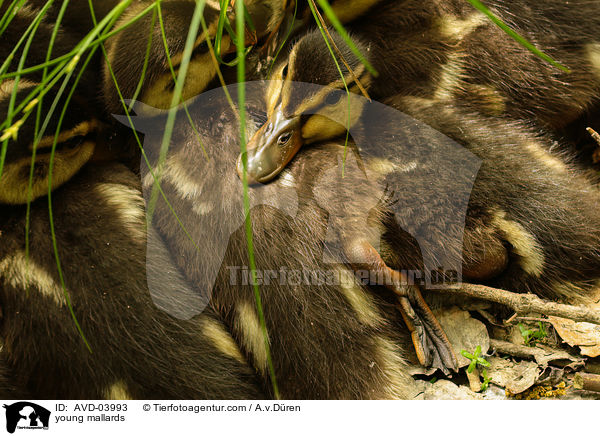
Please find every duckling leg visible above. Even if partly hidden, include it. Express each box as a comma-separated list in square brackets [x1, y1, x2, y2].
[345, 240, 459, 374]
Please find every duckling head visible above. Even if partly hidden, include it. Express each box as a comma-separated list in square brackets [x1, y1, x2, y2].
[0, 80, 100, 204]
[238, 29, 372, 184]
[103, 2, 232, 114]
[103, 0, 287, 115]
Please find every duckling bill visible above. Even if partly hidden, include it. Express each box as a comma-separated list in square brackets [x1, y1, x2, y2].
[237, 106, 303, 183]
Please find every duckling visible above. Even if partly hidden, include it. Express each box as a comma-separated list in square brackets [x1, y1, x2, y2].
[0, 80, 100, 204]
[25, 0, 124, 38]
[253, 30, 600, 300]
[254, 94, 600, 371]
[0, 162, 268, 399]
[102, 0, 289, 114]
[2, 4, 422, 398]
[386, 95, 600, 304]
[128, 79, 598, 382]
[238, 30, 370, 183]
[333, 0, 600, 130]
[235, 27, 600, 369]
[260, 80, 600, 307]
[0, 10, 263, 392]
[0, 3, 98, 93]
[241, 0, 600, 178]
[0, 2, 123, 205]
[118, 87, 424, 399]
[0, 1, 428, 399]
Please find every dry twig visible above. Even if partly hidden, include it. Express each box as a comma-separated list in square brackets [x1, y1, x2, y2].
[573, 372, 600, 392]
[489, 339, 543, 361]
[430, 283, 600, 325]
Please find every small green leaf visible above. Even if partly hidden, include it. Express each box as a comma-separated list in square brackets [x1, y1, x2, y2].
[478, 358, 491, 368]
[480, 369, 492, 392]
[461, 350, 475, 360]
[462, 346, 489, 372]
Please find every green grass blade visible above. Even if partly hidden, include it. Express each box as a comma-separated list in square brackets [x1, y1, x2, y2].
[144, 0, 206, 228]
[87, 0, 157, 116]
[27, 2, 134, 350]
[100, 16, 205, 260]
[313, 0, 377, 76]
[267, 0, 298, 79]
[211, 0, 253, 67]
[199, 15, 237, 111]
[96, 0, 206, 256]
[154, 3, 209, 160]
[0, 0, 54, 184]
[0, 0, 56, 76]
[0, 0, 28, 36]
[1, 0, 136, 140]
[127, 6, 158, 111]
[465, 0, 570, 73]
[308, 0, 351, 175]
[212, 0, 228, 64]
[0, 2, 156, 81]
[26, 0, 72, 283]
[235, 0, 279, 399]
[45, 44, 105, 354]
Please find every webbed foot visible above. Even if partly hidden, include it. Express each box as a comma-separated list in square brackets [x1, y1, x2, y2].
[346, 240, 459, 374]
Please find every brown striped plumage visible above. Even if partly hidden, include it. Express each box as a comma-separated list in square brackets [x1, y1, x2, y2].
[2, 0, 600, 399]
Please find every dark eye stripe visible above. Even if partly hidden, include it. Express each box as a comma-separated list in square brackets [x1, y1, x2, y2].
[58, 135, 86, 150]
[37, 132, 96, 153]
[192, 40, 210, 56]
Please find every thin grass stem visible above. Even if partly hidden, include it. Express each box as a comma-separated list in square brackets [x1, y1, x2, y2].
[235, 0, 280, 400]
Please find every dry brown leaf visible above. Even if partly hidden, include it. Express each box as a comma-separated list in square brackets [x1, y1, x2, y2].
[487, 356, 542, 394]
[434, 306, 490, 368]
[419, 379, 481, 400]
[548, 316, 600, 357]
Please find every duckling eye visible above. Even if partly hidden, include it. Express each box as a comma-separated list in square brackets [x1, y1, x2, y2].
[325, 92, 342, 106]
[277, 132, 292, 147]
[60, 135, 86, 150]
[281, 64, 288, 80]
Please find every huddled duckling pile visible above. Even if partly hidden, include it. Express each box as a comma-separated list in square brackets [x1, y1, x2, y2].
[0, 0, 599, 399]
